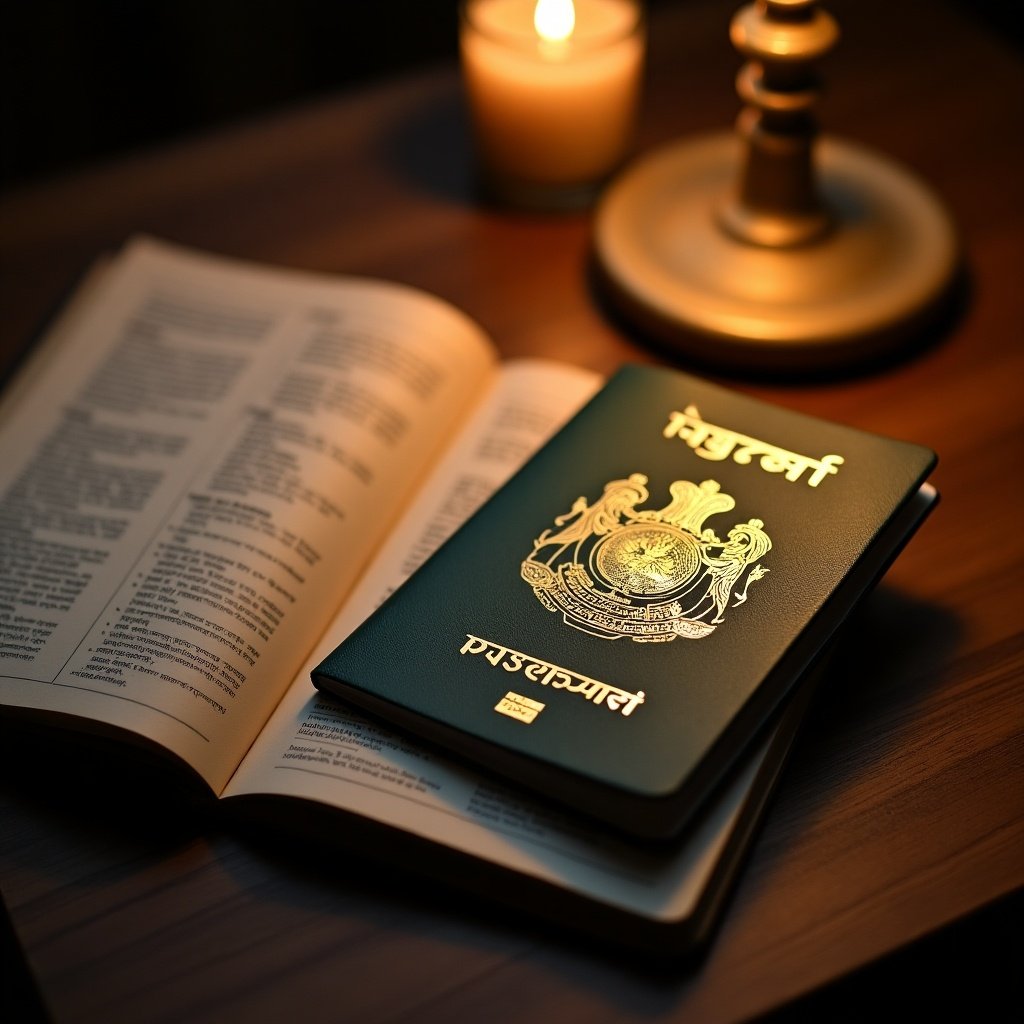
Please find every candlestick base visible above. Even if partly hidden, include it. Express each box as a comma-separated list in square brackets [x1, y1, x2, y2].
[592, 132, 959, 373]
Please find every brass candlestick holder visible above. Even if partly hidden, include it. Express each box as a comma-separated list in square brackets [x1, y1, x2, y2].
[592, 0, 959, 372]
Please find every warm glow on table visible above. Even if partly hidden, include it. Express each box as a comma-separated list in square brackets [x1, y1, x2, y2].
[460, 0, 644, 207]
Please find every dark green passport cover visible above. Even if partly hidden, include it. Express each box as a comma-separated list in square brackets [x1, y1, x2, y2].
[312, 365, 937, 839]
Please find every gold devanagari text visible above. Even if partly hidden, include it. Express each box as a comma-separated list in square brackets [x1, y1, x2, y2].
[664, 405, 843, 487]
[459, 635, 645, 717]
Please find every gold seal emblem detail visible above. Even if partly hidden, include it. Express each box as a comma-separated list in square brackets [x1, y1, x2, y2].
[521, 475, 771, 642]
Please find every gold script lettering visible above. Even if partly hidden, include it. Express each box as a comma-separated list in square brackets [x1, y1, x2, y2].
[665, 406, 844, 487]
[460, 635, 643, 719]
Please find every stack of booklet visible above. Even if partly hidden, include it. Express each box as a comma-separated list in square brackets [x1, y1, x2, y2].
[0, 237, 937, 956]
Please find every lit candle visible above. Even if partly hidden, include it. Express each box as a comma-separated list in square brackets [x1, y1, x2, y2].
[459, 0, 645, 210]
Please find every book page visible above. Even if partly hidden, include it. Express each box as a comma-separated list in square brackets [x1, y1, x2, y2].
[224, 362, 773, 922]
[0, 237, 497, 791]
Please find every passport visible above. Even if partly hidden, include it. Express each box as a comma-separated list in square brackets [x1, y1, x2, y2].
[312, 364, 937, 839]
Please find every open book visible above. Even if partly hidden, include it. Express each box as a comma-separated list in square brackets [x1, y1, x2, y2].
[0, 237, 931, 955]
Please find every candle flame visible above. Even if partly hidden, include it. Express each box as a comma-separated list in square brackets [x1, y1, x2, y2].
[534, 0, 575, 43]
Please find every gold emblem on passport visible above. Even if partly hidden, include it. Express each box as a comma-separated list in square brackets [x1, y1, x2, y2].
[494, 692, 545, 723]
[521, 475, 771, 642]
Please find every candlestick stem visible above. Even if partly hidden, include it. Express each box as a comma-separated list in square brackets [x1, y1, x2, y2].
[720, 0, 837, 248]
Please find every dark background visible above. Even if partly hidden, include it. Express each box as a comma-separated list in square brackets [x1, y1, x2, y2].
[1, 0, 462, 188]
[2, 0, 1019, 190]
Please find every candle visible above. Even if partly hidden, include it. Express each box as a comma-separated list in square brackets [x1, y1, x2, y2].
[459, 0, 645, 209]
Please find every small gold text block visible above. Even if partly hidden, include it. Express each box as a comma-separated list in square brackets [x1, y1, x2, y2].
[494, 692, 545, 724]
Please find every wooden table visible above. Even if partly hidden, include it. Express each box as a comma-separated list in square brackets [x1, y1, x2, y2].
[2, 1, 1021, 1020]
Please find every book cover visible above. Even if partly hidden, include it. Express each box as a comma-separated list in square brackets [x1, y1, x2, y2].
[312, 364, 937, 839]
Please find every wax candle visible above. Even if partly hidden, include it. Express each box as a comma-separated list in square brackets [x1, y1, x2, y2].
[460, 0, 645, 209]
